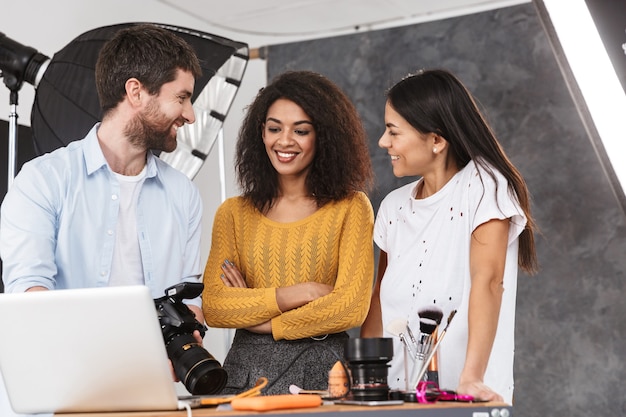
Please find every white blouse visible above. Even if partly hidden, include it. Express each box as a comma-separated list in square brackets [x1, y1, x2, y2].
[374, 160, 526, 404]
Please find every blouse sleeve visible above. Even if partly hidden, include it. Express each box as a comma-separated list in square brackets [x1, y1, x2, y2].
[373, 195, 390, 253]
[469, 162, 527, 244]
[272, 192, 375, 340]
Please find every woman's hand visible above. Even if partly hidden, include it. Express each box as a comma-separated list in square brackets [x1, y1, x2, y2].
[457, 380, 504, 402]
[276, 282, 333, 312]
[220, 259, 247, 287]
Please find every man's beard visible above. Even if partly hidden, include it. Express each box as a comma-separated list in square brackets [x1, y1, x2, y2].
[124, 98, 179, 153]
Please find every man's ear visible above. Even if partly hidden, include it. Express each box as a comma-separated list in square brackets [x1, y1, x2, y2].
[125, 78, 143, 108]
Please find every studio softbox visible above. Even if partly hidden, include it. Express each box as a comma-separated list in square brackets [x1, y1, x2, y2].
[30, 22, 249, 179]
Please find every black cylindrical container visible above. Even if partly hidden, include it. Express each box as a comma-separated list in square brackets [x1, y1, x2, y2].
[344, 338, 393, 401]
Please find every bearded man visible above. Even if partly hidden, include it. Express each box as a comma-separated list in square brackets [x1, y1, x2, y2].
[0, 24, 204, 322]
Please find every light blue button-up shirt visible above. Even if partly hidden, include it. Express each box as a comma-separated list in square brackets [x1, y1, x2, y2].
[0, 124, 203, 307]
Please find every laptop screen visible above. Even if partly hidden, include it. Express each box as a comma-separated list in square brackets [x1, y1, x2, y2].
[0, 286, 180, 414]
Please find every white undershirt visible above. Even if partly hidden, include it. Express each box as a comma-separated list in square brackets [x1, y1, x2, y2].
[108, 166, 147, 286]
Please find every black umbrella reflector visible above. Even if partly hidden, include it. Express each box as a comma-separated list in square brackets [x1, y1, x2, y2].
[31, 22, 249, 179]
[158, 24, 249, 179]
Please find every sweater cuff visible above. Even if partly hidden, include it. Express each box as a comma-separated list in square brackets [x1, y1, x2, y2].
[265, 288, 284, 340]
[271, 315, 284, 341]
[265, 287, 281, 315]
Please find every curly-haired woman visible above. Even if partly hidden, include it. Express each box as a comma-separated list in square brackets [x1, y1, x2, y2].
[202, 71, 375, 395]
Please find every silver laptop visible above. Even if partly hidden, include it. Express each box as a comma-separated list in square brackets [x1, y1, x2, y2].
[0, 285, 190, 414]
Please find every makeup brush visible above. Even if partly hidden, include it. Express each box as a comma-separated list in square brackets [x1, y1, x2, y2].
[405, 324, 419, 349]
[417, 306, 443, 346]
[289, 385, 329, 396]
[417, 306, 444, 383]
[386, 318, 416, 391]
[411, 310, 457, 388]
[407, 315, 438, 389]
[425, 335, 439, 384]
[386, 318, 416, 359]
[416, 317, 438, 354]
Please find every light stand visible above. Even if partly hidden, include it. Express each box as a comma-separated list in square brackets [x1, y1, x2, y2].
[0, 32, 49, 190]
[7, 91, 17, 191]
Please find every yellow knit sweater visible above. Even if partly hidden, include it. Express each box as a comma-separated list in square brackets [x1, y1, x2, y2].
[202, 191, 374, 340]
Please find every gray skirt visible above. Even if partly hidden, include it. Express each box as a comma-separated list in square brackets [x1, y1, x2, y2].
[220, 329, 349, 395]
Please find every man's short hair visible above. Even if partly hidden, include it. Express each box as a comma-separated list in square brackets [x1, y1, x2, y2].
[95, 24, 202, 115]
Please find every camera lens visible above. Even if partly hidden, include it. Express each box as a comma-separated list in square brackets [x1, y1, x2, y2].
[344, 337, 393, 401]
[166, 333, 228, 395]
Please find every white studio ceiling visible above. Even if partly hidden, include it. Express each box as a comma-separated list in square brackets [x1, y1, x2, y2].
[159, 0, 530, 45]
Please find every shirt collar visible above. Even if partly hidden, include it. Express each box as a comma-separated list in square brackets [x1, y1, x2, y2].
[83, 123, 158, 179]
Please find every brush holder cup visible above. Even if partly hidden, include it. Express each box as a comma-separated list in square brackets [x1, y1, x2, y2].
[344, 337, 394, 401]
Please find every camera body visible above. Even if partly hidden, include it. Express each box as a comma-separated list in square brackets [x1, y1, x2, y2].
[154, 282, 227, 395]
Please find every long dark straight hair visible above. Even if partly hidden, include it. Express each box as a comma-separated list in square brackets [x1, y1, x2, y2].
[387, 69, 537, 274]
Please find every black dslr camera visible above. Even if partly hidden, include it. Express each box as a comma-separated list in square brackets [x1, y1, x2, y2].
[154, 282, 227, 395]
